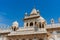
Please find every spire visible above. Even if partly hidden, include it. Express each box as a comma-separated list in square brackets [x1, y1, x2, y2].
[30, 0, 37, 15]
[30, 0, 40, 15]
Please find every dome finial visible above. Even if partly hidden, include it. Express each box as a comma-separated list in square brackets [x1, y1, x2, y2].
[51, 18, 54, 24]
[12, 21, 19, 27]
[12, 21, 19, 31]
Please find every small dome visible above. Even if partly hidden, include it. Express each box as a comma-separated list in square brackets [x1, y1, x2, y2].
[37, 16, 45, 22]
[25, 12, 28, 16]
[12, 21, 19, 27]
[30, 8, 37, 15]
[51, 18, 54, 24]
[37, 10, 40, 13]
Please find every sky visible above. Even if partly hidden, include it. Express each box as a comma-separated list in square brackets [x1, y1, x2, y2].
[0, 0, 60, 28]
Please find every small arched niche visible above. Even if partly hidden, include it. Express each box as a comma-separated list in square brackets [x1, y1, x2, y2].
[42, 22, 45, 28]
[26, 23, 28, 27]
[39, 22, 41, 28]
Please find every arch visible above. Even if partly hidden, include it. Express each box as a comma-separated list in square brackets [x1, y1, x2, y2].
[35, 22, 38, 27]
[16, 39, 19, 40]
[22, 39, 25, 40]
[39, 38, 43, 40]
[29, 39, 32, 40]
[42, 22, 45, 28]
[35, 22, 37, 25]
[42, 24, 44, 28]
[39, 22, 41, 28]
[14, 27, 16, 31]
[12, 26, 16, 31]
[9, 39, 12, 40]
[30, 22, 33, 26]
[26, 23, 28, 27]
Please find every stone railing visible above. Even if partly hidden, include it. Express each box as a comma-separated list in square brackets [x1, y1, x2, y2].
[46, 23, 60, 28]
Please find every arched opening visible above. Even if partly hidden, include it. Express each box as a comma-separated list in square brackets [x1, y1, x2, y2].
[29, 39, 32, 40]
[26, 23, 28, 27]
[42, 22, 45, 28]
[30, 22, 33, 26]
[22, 39, 25, 40]
[39, 38, 43, 40]
[9, 39, 12, 40]
[42, 24, 44, 28]
[35, 22, 37, 25]
[35, 22, 37, 27]
[16, 39, 19, 40]
[13, 26, 16, 31]
[39, 22, 41, 28]
[14, 27, 16, 31]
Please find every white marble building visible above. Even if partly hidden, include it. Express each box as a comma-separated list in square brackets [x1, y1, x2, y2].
[0, 8, 60, 40]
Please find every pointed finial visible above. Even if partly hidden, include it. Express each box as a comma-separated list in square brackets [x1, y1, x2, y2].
[58, 17, 60, 23]
[51, 18, 54, 24]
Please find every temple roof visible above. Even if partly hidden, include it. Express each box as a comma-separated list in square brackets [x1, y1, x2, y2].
[37, 16, 45, 22]
[30, 8, 37, 15]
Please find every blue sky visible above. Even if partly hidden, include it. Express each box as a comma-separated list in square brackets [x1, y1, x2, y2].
[0, 0, 60, 27]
